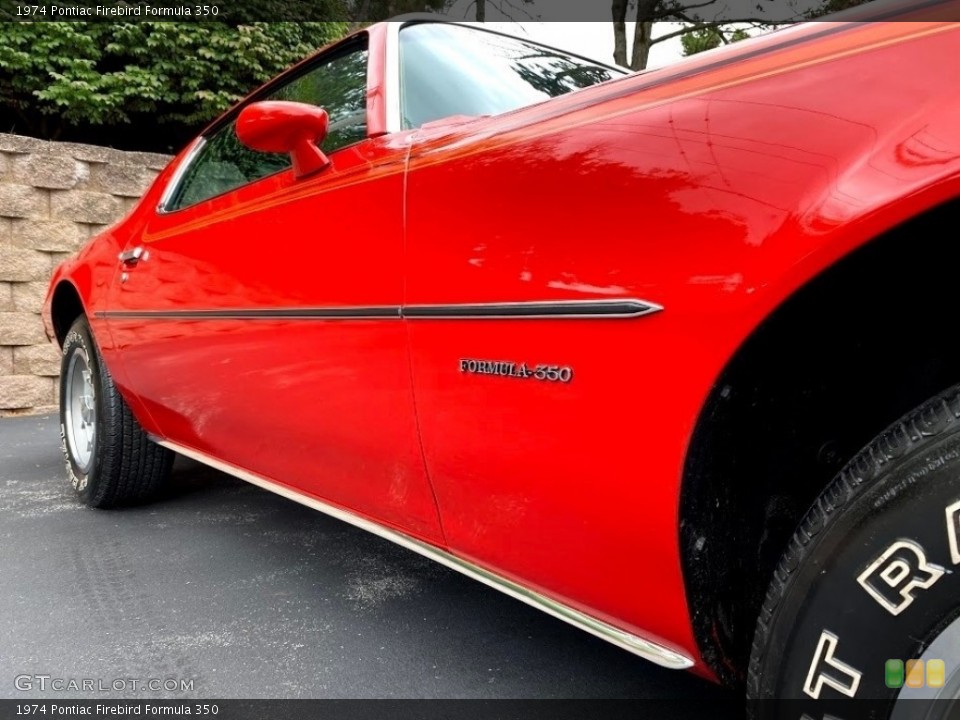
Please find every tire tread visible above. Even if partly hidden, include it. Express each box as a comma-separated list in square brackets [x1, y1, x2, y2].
[64, 317, 172, 508]
[746, 383, 960, 697]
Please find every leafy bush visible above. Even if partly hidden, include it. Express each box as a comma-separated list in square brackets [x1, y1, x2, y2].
[0, 22, 350, 152]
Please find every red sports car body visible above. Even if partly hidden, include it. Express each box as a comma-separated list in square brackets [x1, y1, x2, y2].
[42, 7, 960, 689]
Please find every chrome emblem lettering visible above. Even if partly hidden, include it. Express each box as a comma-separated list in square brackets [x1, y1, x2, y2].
[459, 359, 573, 383]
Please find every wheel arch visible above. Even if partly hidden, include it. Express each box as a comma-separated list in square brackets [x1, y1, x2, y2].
[679, 196, 960, 686]
[50, 280, 87, 348]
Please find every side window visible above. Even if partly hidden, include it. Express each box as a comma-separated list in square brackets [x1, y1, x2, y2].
[167, 41, 369, 212]
[168, 128, 288, 211]
[271, 47, 368, 154]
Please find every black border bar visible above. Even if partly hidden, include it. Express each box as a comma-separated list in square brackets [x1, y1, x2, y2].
[0, 699, 946, 720]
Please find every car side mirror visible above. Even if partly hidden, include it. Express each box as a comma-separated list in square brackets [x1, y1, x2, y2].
[236, 101, 331, 179]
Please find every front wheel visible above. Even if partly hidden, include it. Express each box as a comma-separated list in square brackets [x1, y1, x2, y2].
[60, 316, 173, 508]
[748, 386, 960, 717]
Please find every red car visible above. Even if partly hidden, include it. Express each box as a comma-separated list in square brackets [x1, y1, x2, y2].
[42, 9, 960, 710]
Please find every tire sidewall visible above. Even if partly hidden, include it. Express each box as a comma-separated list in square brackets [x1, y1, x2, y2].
[59, 319, 105, 506]
[753, 416, 960, 715]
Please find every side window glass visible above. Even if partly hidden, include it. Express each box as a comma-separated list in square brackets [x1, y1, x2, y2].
[168, 128, 288, 211]
[271, 48, 369, 154]
[166, 41, 369, 212]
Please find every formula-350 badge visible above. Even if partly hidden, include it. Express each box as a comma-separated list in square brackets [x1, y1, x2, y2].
[459, 359, 573, 383]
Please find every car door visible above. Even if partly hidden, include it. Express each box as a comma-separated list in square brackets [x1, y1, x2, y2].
[399, 23, 672, 628]
[106, 36, 443, 543]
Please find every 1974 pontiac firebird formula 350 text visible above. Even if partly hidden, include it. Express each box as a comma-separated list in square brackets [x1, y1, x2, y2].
[41, 3, 960, 713]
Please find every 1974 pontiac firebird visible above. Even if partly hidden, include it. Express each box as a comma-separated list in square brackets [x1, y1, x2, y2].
[42, 4, 960, 711]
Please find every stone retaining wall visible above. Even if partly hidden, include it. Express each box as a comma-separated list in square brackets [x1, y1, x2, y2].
[0, 133, 172, 414]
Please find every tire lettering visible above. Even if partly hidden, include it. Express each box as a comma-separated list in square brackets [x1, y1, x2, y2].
[946, 500, 960, 565]
[803, 631, 862, 699]
[856, 540, 944, 616]
[60, 423, 85, 491]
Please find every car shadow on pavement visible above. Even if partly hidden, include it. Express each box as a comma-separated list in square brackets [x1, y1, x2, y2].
[153, 456, 738, 704]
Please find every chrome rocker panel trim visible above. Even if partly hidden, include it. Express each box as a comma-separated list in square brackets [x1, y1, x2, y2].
[156, 438, 694, 670]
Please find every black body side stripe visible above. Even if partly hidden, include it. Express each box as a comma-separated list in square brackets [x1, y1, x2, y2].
[95, 307, 400, 320]
[402, 300, 660, 319]
[94, 299, 662, 321]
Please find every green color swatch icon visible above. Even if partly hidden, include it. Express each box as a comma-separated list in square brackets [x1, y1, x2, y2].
[886, 659, 905, 689]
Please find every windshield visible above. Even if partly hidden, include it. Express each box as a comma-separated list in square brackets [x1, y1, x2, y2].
[399, 23, 625, 129]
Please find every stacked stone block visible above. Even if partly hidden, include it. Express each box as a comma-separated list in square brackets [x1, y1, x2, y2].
[0, 133, 171, 413]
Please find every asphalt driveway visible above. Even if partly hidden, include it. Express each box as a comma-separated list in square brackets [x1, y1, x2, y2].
[0, 412, 730, 703]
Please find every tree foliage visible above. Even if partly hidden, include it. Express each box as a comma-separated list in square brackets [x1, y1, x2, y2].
[681, 26, 749, 57]
[0, 22, 349, 150]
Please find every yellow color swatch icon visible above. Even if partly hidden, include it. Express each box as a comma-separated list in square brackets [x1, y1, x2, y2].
[906, 660, 925, 688]
[927, 659, 946, 689]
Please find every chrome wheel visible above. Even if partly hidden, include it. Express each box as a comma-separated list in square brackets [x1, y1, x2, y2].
[64, 347, 96, 474]
[891, 613, 960, 717]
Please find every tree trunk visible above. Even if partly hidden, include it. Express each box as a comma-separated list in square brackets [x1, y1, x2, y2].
[476, 0, 485, 21]
[612, 0, 628, 67]
[630, 20, 654, 70]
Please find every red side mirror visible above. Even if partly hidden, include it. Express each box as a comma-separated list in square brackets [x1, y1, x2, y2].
[236, 101, 331, 179]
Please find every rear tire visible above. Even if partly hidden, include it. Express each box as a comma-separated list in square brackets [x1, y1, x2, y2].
[748, 385, 960, 715]
[59, 316, 173, 508]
